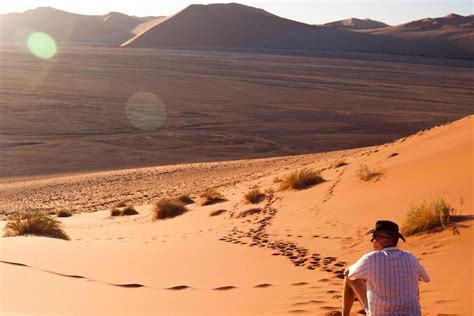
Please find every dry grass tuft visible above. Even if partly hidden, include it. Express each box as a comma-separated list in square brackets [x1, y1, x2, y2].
[110, 208, 122, 217]
[401, 197, 452, 236]
[4, 210, 70, 240]
[115, 201, 127, 208]
[357, 163, 381, 181]
[176, 195, 194, 205]
[122, 205, 139, 216]
[210, 209, 227, 217]
[279, 169, 324, 190]
[153, 198, 188, 220]
[56, 210, 72, 218]
[199, 188, 226, 206]
[244, 189, 265, 204]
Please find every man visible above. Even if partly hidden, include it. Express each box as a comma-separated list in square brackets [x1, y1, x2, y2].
[342, 220, 430, 316]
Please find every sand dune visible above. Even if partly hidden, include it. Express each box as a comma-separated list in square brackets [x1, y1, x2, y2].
[1, 116, 472, 315]
[122, 3, 313, 48]
[323, 18, 389, 29]
[0, 7, 161, 45]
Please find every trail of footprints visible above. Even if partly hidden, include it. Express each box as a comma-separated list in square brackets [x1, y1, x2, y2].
[219, 202, 347, 280]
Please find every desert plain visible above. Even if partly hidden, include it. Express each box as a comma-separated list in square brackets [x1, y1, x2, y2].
[0, 41, 473, 315]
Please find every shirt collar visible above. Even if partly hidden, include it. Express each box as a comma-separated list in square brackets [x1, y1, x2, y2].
[381, 247, 399, 252]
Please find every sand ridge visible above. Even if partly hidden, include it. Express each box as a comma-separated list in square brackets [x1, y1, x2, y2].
[0, 115, 472, 315]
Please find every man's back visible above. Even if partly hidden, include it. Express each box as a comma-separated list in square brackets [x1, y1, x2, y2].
[348, 247, 430, 315]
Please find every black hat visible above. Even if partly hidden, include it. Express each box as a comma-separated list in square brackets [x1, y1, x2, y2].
[367, 220, 406, 242]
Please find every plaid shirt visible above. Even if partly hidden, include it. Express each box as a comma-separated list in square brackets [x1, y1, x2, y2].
[348, 247, 430, 316]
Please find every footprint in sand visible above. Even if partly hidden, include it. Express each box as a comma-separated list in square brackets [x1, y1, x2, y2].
[112, 283, 145, 288]
[167, 285, 190, 290]
[254, 283, 273, 288]
[291, 282, 309, 286]
[292, 300, 324, 306]
[213, 286, 237, 291]
[288, 310, 308, 314]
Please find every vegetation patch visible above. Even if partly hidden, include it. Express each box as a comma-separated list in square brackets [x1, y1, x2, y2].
[279, 168, 324, 190]
[176, 195, 194, 205]
[153, 198, 188, 220]
[122, 205, 139, 216]
[110, 208, 122, 217]
[356, 163, 381, 181]
[56, 210, 73, 218]
[115, 201, 127, 208]
[4, 210, 70, 240]
[199, 188, 226, 206]
[244, 189, 265, 204]
[401, 197, 453, 236]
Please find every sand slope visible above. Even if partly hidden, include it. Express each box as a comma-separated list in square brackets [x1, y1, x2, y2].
[323, 18, 389, 29]
[0, 116, 472, 314]
[122, 3, 313, 48]
[0, 7, 161, 45]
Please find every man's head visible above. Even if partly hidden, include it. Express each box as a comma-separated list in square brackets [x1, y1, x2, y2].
[367, 220, 406, 251]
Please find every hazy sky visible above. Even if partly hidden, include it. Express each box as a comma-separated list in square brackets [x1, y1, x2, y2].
[0, 0, 472, 25]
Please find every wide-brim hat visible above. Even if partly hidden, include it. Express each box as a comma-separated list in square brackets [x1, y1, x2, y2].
[367, 220, 406, 242]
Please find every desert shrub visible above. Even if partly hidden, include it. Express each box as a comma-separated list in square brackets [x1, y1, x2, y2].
[176, 195, 194, 205]
[334, 160, 348, 168]
[122, 205, 139, 216]
[56, 210, 72, 218]
[153, 198, 188, 220]
[199, 188, 226, 206]
[401, 198, 452, 236]
[210, 209, 227, 217]
[264, 187, 275, 195]
[244, 189, 265, 204]
[4, 210, 70, 240]
[279, 169, 324, 190]
[357, 163, 380, 181]
[110, 208, 122, 217]
[115, 201, 127, 208]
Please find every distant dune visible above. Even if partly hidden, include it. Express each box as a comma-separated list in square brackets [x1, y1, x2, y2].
[121, 4, 473, 59]
[122, 3, 314, 48]
[0, 7, 161, 45]
[324, 17, 389, 29]
[1, 4, 472, 58]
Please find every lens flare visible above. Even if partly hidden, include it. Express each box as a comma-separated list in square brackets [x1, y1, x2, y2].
[27, 32, 57, 60]
[126, 92, 167, 131]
